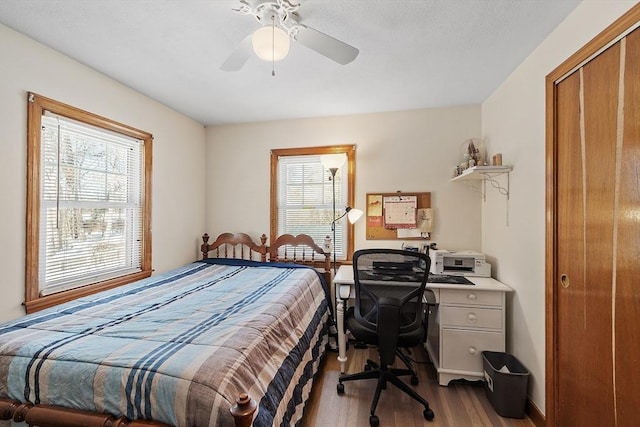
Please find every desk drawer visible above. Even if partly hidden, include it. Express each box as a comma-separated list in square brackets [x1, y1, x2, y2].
[440, 306, 502, 329]
[441, 329, 503, 372]
[439, 289, 502, 306]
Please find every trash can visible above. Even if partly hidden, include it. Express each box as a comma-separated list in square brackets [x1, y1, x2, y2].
[482, 351, 530, 419]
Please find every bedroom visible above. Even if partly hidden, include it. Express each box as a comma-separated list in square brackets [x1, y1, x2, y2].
[1, 1, 638, 425]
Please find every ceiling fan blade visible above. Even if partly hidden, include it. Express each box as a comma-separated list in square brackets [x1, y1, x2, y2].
[293, 25, 359, 65]
[220, 34, 253, 71]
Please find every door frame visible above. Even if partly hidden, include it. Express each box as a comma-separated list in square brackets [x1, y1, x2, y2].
[545, 4, 640, 425]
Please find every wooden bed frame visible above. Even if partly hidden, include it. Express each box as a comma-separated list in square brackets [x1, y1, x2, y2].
[200, 232, 268, 262]
[2, 232, 330, 427]
[0, 395, 256, 427]
[201, 232, 332, 287]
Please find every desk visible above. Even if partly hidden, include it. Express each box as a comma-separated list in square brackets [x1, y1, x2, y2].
[333, 265, 513, 385]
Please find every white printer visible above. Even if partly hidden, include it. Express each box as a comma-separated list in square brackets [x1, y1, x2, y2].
[428, 249, 491, 277]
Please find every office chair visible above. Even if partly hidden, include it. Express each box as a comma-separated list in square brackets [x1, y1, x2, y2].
[337, 249, 434, 426]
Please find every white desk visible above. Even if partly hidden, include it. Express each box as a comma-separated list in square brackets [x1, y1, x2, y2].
[333, 265, 513, 385]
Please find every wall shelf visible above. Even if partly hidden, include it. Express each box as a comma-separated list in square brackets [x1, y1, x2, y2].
[451, 165, 513, 181]
[451, 165, 512, 200]
[451, 165, 513, 225]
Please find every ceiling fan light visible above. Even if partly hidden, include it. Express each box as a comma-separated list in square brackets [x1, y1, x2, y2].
[252, 25, 290, 62]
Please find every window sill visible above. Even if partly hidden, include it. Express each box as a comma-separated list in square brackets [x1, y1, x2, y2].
[24, 269, 152, 314]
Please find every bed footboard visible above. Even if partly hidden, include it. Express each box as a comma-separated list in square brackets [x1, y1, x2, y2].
[0, 398, 166, 426]
[1, 393, 257, 427]
[229, 392, 258, 427]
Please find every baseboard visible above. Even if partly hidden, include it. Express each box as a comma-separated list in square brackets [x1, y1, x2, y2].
[526, 398, 545, 427]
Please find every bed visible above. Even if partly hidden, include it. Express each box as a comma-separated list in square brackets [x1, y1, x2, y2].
[0, 232, 332, 427]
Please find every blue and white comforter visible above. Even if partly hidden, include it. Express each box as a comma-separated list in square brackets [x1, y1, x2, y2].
[0, 260, 330, 426]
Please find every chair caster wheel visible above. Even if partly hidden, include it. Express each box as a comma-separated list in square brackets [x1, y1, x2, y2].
[369, 415, 379, 426]
[423, 408, 435, 421]
[337, 383, 345, 395]
[411, 375, 419, 385]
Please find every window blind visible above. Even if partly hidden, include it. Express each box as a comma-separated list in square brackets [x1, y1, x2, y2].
[39, 113, 143, 295]
[277, 154, 348, 259]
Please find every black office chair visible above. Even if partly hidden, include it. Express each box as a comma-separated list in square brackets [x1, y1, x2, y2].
[337, 249, 434, 426]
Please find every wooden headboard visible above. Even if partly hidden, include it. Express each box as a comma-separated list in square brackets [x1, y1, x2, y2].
[269, 234, 332, 286]
[200, 232, 268, 262]
[200, 232, 332, 286]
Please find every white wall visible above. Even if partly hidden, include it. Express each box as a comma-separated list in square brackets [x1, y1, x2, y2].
[205, 106, 483, 252]
[481, 0, 638, 415]
[0, 25, 207, 323]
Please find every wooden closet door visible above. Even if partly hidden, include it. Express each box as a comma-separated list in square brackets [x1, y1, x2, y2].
[548, 11, 640, 426]
[555, 41, 620, 426]
[614, 27, 640, 425]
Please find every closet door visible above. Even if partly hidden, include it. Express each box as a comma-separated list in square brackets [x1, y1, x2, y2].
[546, 7, 640, 426]
[613, 27, 640, 425]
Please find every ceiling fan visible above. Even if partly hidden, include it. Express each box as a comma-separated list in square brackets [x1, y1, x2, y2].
[220, 0, 359, 71]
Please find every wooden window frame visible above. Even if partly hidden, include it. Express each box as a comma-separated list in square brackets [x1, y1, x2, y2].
[270, 145, 356, 264]
[25, 92, 153, 313]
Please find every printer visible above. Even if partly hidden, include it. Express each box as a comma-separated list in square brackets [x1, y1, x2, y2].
[428, 249, 491, 277]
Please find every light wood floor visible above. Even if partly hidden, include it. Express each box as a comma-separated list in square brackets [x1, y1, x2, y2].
[301, 345, 536, 426]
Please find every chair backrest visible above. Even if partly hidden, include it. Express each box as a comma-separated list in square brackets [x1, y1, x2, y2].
[352, 248, 431, 364]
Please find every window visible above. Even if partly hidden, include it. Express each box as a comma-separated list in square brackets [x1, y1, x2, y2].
[270, 145, 355, 262]
[25, 93, 152, 313]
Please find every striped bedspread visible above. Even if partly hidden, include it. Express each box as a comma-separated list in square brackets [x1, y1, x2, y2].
[0, 260, 330, 426]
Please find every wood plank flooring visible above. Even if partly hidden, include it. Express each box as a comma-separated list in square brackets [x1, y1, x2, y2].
[301, 345, 536, 426]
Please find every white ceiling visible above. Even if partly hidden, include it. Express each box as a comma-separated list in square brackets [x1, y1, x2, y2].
[0, 0, 581, 126]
